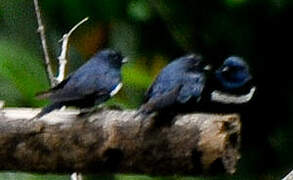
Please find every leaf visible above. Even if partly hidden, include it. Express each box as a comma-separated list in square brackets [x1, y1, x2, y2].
[0, 40, 49, 106]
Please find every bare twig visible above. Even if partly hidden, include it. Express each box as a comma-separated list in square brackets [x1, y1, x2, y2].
[33, 3, 88, 178]
[282, 169, 293, 180]
[71, 172, 83, 180]
[56, 17, 88, 180]
[33, 0, 56, 87]
[56, 17, 89, 83]
[0, 101, 4, 109]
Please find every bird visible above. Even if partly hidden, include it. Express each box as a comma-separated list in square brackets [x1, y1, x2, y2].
[210, 56, 256, 105]
[135, 54, 211, 119]
[34, 49, 127, 119]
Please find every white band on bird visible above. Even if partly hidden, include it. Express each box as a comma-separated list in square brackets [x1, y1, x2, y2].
[211, 86, 256, 104]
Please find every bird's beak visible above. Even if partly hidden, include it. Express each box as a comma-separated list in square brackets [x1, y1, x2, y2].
[204, 65, 212, 71]
[222, 66, 229, 72]
[122, 57, 128, 64]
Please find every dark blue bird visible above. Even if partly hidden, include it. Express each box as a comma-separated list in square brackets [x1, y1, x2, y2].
[34, 49, 127, 119]
[210, 56, 256, 105]
[136, 54, 211, 118]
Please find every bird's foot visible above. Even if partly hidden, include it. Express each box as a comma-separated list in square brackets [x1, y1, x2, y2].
[78, 105, 105, 117]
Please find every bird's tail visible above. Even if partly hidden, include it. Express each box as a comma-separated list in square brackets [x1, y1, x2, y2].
[32, 102, 64, 120]
[133, 104, 155, 135]
[134, 84, 183, 119]
[35, 90, 52, 99]
[133, 104, 152, 119]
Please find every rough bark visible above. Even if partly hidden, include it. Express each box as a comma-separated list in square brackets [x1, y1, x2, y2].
[0, 108, 241, 175]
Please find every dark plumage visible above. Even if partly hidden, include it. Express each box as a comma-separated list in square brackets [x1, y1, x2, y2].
[34, 49, 127, 119]
[210, 56, 256, 105]
[136, 54, 211, 118]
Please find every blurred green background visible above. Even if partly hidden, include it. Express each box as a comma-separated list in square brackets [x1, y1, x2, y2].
[0, 0, 293, 179]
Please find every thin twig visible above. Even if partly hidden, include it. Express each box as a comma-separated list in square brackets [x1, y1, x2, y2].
[56, 17, 88, 180]
[33, 0, 56, 87]
[56, 17, 89, 83]
[57, 17, 88, 180]
[0, 101, 5, 117]
[0, 101, 4, 109]
[70, 172, 83, 180]
[282, 169, 293, 180]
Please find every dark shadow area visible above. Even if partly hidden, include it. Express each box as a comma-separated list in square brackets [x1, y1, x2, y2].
[103, 148, 124, 171]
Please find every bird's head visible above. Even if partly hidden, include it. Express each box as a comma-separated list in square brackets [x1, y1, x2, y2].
[183, 54, 211, 73]
[96, 49, 128, 69]
[216, 56, 252, 89]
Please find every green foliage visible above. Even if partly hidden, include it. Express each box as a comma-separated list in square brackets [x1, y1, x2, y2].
[224, 0, 247, 8]
[0, 172, 67, 180]
[106, 59, 154, 109]
[0, 40, 49, 107]
[128, 0, 153, 22]
[122, 61, 153, 89]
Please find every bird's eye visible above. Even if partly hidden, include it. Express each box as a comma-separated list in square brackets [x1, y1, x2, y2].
[109, 53, 121, 61]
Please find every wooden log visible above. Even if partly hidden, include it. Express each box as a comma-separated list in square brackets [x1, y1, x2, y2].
[0, 108, 241, 175]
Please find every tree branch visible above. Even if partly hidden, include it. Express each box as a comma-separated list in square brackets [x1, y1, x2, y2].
[56, 17, 89, 83]
[33, 0, 56, 87]
[282, 169, 293, 180]
[0, 108, 241, 175]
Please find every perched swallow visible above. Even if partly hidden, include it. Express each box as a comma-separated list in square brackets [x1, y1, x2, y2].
[136, 54, 211, 118]
[34, 49, 127, 119]
[210, 56, 256, 104]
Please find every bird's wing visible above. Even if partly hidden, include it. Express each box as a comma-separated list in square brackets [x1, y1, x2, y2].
[49, 72, 121, 102]
[177, 73, 205, 103]
[35, 75, 72, 99]
[143, 81, 156, 103]
[138, 84, 183, 115]
[143, 74, 168, 103]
